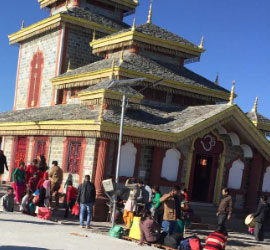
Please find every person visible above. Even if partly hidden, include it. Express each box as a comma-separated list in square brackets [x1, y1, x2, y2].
[204, 225, 228, 250]
[37, 155, 48, 180]
[137, 180, 152, 208]
[20, 190, 34, 214]
[36, 172, 49, 190]
[160, 186, 181, 235]
[0, 150, 8, 186]
[12, 161, 26, 204]
[216, 188, 232, 228]
[139, 210, 160, 245]
[0, 187, 14, 212]
[64, 174, 73, 193]
[64, 180, 78, 218]
[49, 161, 63, 209]
[38, 180, 51, 208]
[27, 172, 39, 193]
[25, 159, 38, 183]
[77, 175, 96, 229]
[252, 195, 270, 241]
[151, 186, 161, 223]
[123, 178, 139, 228]
[181, 188, 189, 201]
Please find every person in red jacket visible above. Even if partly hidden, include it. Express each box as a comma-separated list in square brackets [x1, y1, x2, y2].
[36, 172, 48, 190]
[64, 180, 78, 218]
[204, 225, 228, 250]
[25, 159, 38, 183]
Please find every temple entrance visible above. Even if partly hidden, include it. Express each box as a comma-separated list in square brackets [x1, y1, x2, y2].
[192, 154, 213, 202]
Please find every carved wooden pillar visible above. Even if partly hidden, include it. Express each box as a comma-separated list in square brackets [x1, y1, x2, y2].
[246, 151, 263, 212]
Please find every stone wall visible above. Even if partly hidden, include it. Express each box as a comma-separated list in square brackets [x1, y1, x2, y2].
[15, 29, 61, 110]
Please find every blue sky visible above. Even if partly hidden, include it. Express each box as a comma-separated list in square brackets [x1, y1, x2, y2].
[0, 0, 269, 117]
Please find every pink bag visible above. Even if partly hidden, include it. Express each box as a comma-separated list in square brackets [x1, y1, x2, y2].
[248, 227, 255, 234]
[72, 203, 80, 216]
[37, 207, 52, 220]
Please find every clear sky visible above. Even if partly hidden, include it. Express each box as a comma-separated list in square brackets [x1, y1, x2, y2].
[0, 0, 269, 117]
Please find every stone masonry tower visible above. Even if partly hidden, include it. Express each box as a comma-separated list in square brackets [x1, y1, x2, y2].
[9, 0, 136, 110]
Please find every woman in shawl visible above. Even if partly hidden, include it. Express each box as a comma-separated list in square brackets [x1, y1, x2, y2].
[37, 155, 48, 180]
[12, 161, 26, 204]
[38, 180, 51, 208]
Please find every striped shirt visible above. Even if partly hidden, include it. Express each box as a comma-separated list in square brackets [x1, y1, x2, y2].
[204, 232, 227, 250]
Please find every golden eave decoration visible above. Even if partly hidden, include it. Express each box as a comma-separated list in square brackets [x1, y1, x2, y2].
[90, 30, 205, 56]
[8, 13, 118, 45]
[38, 0, 138, 10]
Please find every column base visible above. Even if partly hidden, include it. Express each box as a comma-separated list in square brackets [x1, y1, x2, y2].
[92, 196, 109, 222]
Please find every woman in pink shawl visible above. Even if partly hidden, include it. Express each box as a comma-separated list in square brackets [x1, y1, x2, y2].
[37, 180, 51, 207]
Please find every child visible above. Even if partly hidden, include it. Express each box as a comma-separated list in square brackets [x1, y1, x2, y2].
[64, 181, 78, 218]
[20, 190, 34, 214]
[181, 188, 189, 201]
[0, 187, 15, 212]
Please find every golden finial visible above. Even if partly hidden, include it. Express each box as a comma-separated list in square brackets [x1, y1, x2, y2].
[215, 73, 219, 85]
[21, 20, 25, 29]
[147, 0, 153, 24]
[92, 29, 96, 41]
[252, 96, 258, 112]
[199, 36, 204, 49]
[67, 58, 71, 72]
[131, 17, 136, 31]
[119, 49, 124, 64]
[134, 0, 139, 4]
[229, 80, 235, 105]
[65, 0, 69, 11]
[110, 58, 115, 79]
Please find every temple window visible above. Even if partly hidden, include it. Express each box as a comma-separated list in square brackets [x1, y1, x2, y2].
[262, 167, 270, 192]
[27, 49, 44, 108]
[228, 159, 244, 189]
[161, 148, 181, 182]
[119, 142, 137, 177]
[66, 141, 82, 174]
[70, 86, 88, 98]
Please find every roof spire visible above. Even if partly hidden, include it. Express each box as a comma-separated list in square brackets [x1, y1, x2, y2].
[65, 0, 69, 11]
[147, 0, 153, 24]
[67, 58, 71, 72]
[21, 20, 25, 29]
[92, 29, 96, 41]
[131, 16, 136, 31]
[199, 36, 204, 49]
[229, 80, 235, 105]
[252, 96, 258, 112]
[215, 73, 219, 85]
[119, 48, 124, 64]
[110, 58, 115, 79]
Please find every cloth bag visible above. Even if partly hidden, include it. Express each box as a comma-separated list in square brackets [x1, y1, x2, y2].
[71, 203, 80, 216]
[129, 216, 141, 240]
[37, 207, 52, 220]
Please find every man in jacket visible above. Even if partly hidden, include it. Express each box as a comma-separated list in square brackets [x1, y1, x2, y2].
[137, 180, 152, 209]
[252, 195, 269, 241]
[216, 188, 233, 228]
[77, 175, 96, 229]
[160, 186, 181, 235]
[49, 161, 63, 209]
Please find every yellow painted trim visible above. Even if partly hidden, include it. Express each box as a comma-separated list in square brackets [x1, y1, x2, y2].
[91, 30, 205, 55]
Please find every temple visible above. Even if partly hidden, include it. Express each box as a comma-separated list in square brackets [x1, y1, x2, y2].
[1, 0, 270, 220]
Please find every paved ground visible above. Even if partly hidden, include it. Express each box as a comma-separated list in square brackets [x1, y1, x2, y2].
[0, 212, 269, 250]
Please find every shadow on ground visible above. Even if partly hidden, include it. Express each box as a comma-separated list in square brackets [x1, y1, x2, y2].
[0, 218, 56, 226]
[0, 247, 49, 250]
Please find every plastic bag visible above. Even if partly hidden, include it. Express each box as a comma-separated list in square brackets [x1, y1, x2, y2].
[72, 203, 80, 216]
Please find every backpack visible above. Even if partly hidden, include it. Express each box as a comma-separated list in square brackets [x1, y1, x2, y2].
[178, 236, 202, 250]
[164, 233, 183, 249]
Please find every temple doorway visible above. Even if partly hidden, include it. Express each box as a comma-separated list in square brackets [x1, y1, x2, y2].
[192, 154, 213, 202]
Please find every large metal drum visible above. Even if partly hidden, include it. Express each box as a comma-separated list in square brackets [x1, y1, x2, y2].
[245, 214, 255, 228]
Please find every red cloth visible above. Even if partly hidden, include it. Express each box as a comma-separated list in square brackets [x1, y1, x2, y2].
[184, 193, 189, 201]
[25, 164, 38, 182]
[67, 186, 78, 203]
[204, 232, 227, 250]
[36, 172, 48, 190]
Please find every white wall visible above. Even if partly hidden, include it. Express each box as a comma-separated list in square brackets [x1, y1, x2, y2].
[161, 149, 181, 182]
[228, 159, 244, 189]
[119, 142, 137, 177]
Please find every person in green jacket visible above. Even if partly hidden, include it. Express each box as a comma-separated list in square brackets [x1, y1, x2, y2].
[151, 186, 162, 223]
[12, 162, 26, 204]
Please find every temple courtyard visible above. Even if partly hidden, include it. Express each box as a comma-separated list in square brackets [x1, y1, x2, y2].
[0, 212, 269, 250]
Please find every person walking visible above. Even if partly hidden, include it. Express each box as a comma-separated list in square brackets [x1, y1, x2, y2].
[216, 188, 232, 228]
[252, 195, 269, 241]
[160, 186, 181, 235]
[12, 162, 26, 204]
[0, 150, 8, 186]
[49, 161, 63, 209]
[77, 175, 96, 229]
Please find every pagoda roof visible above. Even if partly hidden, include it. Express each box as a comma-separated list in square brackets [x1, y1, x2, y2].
[53, 52, 229, 99]
[247, 110, 270, 124]
[9, 7, 128, 45]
